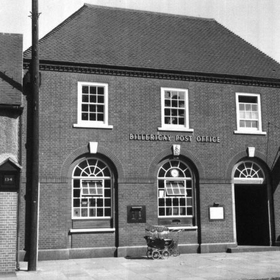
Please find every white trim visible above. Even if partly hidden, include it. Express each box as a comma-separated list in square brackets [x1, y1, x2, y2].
[232, 182, 237, 244]
[235, 92, 265, 134]
[69, 228, 115, 233]
[158, 127, 194, 132]
[234, 130, 266, 135]
[169, 226, 198, 230]
[233, 178, 264, 184]
[73, 123, 113, 129]
[159, 87, 192, 131]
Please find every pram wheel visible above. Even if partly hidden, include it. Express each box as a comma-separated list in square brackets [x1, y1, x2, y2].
[146, 249, 153, 259]
[162, 250, 170, 259]
[152, 250, 161, 260]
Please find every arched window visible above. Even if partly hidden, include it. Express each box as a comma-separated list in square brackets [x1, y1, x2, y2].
[72, 158, 112, 219]
[157, 160, 194, 218]
[233, 161, 265, 184]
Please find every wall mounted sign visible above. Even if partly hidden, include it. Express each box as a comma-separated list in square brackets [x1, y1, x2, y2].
[209, 206, 225, 221]
[129, 133, 220, 143]
[0, 173, 18, 192]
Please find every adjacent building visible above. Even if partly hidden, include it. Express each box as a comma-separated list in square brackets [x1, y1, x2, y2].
[0, 33, 23, 272]
[21, 4, 280, 260]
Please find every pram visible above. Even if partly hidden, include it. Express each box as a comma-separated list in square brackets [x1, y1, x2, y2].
[144, 224, 181, 260]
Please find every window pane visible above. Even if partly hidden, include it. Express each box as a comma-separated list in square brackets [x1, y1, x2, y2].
[178, 117, 184, 125]
[82, 95, 89, 102]
[159, 198, 164, 206]
[97, 209, 103, 217]
[90, 95, 96, 103]
[81, 209, 88, 217]
[165, 91, 171, 98]
[98, 87, 104, 95]
[165, 100, 170, 107]
[82, 104, 88, 112]
[97, 114, 104, 121]
[73, 199, 80, 207]
[251, 112, 258, 119]
[90, 86, 96, 94]
[159, 208, 165, 216]
[89, 209, 96, 217]
[245, 112, 251, 119]
[105, 209, 111, 216]
[98, 96, 104, 103]
[82, 86, 88, 93]
[104, 189, 111, 197]
[180, 208, 186, 215]
[240, 120, 245, 127]
[82, 113, 88, 120]
[73, 209, 80, 217]
[166, 207, 172, 216]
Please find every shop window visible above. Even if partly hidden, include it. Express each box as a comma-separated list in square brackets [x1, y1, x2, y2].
[235, 93, 265, 134]
[72, 158, 112, 219]
[157, 160, 194, 218]
[73, 82, 113, 129]
[158, 88, 193, 132]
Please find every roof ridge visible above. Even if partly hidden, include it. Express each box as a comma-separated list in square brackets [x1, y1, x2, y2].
[84, 3, 215, 22]
[0, 33, 23, 37]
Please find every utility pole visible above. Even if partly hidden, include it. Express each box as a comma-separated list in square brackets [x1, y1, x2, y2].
[28, 0, 40, 271]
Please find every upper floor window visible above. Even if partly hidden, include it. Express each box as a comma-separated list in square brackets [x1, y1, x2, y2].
[158, 88, 193, 132]
[235, 93, 265, 135]
[73, 82, 113, 129]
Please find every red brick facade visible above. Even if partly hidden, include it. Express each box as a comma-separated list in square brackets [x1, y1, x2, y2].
[19, 68, 280, 259]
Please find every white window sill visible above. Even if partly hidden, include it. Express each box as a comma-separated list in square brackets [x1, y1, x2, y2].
[69, 228, 115, 233]
[73, 123, 113, 129]
[158, 127, 194, 132]
[234, 130, 266, 135]
[168, 226, 198, 230]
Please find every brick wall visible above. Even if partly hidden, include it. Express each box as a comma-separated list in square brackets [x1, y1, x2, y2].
[20, 70, 280, 255]
[0, 192, 18, 273]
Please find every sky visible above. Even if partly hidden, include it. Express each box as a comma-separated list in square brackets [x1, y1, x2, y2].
[1, 0, 280, 63]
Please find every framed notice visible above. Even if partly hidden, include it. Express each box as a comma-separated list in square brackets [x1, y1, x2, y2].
[209, 205, 225, 221]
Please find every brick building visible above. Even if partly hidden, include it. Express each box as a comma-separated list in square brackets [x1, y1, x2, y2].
[0, 33, 23, 272]
[21, 4, 280, 260]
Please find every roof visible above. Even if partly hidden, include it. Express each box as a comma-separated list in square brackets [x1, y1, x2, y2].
[24, 4, 280, 80]
[0, 33, 23, 106]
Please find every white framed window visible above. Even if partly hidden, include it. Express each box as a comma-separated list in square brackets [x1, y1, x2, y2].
[235, 93, 265, 135]
[72, 158, 112, 219]
[73, 82, 113, 129]
[158, 88, 193, 132]
[157, 160, 194, 218]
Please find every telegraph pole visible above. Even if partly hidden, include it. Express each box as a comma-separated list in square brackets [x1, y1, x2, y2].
[28, 0, 40, 271]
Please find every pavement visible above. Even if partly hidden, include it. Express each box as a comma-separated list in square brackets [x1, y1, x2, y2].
[1, 251, 280, 280]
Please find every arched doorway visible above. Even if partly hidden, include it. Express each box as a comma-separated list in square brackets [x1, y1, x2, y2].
[233, 160, 270, 246]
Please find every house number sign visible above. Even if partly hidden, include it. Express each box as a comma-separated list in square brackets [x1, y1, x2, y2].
[3, 175, 15, 185]
[129, 133, 220, 143]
